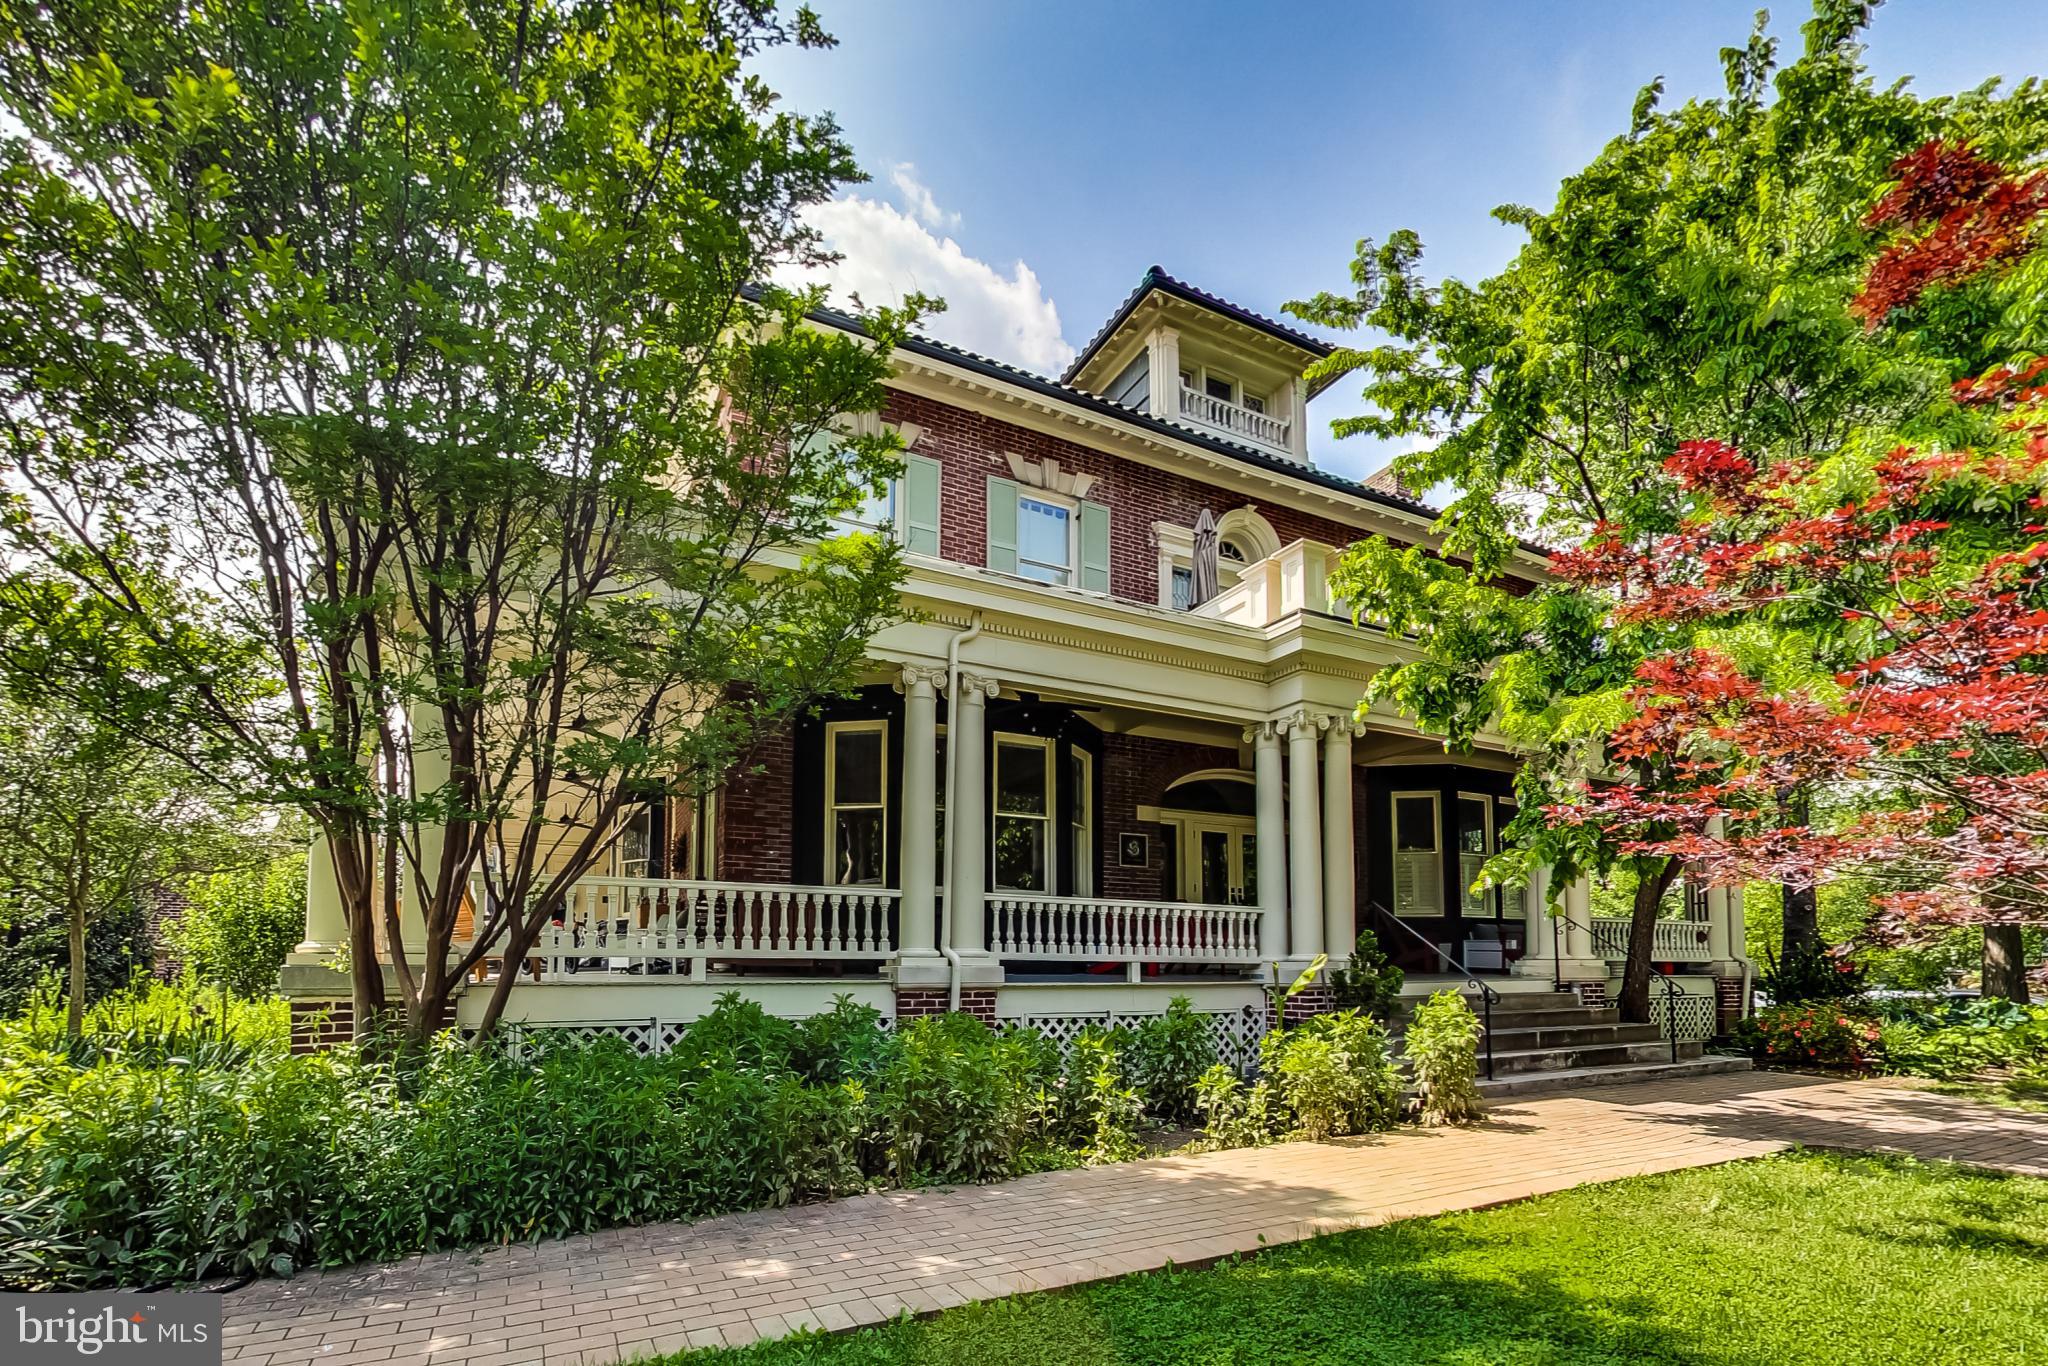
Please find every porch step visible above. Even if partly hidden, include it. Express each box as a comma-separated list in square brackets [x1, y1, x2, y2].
[1480, 1006, 1624, 1033]
[1487, 1039, 1700, 1075]
[1484, 1022, 1665, 1051]
[1477, 1054, 1752, 1098]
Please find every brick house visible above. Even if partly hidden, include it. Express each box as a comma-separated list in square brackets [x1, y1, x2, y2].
[288, 268, 1754, 1065]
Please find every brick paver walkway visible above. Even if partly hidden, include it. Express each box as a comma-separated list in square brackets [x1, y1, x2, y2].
[220, 1071, 2048, 1365]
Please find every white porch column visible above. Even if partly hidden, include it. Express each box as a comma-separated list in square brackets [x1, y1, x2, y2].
[1249, 722, 1287, 959]
[1284, 711, 1326, 964]
[298, 827, 348, 956]
[947, 672, 999, 958]
[1704, 821, 1732, 963]
[404, 700, 448, 955]
[897, 665, 944, 965]
[1564, 876, 1595, 961]
[1511, 860, 1554, 976]
[1320, 721, 1355, 959]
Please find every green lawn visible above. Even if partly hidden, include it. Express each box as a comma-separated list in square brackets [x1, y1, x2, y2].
[661, 1151, 2048, 1366]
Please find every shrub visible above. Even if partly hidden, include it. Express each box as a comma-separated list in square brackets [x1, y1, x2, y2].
[792, 994, 895, 1084]
[874, 1013, 1034, 1183]
[1870, 998, 2048, 1080]
[1760, 943, 1868, 1005]
[1193, 1063, 1276, 1151]
[1328, 931, 1405, 1020]
[1259, 1010, 1402, 1140]
[1123, 997, 1218, 1126]
[1734, 1003, 1884, 1070]
[1404, 990, 1483, 1126]
[170, 856, 307, 998]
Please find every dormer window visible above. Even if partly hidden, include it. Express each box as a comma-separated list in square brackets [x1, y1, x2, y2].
[1204, 375, 1235, 403]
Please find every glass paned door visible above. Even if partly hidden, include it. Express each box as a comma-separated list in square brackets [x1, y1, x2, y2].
[1181, 819, 1254, 905]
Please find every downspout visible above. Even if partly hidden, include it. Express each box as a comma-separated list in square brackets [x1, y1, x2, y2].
[938, 612, 984, 1012]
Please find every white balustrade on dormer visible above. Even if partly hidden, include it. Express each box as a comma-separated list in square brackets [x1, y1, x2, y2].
[1178, 384, 1291, 451]
[1192, 539, 1347, 627]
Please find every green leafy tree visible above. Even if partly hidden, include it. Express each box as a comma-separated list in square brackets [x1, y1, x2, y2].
[0, 700, 237, 1037]
[1290, 2, 2046, 1021]
[0, 0, 928, 1045]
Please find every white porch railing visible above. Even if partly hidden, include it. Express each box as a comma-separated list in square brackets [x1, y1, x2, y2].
[986, 894, 1263, 965]
[479, 877, 899, 979]
[1590, 916, 1713, 963]
[1178, 384, 1290, 450]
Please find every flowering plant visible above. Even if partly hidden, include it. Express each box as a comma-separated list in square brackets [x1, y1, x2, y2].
[1733, 1003, 1885, 1071]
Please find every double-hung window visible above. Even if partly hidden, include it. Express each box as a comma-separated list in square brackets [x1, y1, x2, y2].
[825, 721, 888, 886]
[1391, 792, 1443, 917]
[1016, 495, 1073, 585]
[987, 476, 1109, 593]
[993, 735, 1054, 892]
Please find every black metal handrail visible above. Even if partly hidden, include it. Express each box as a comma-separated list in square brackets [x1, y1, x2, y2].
[1363, 900, 1501, 1081]
[1652, 969, 1683, 1064]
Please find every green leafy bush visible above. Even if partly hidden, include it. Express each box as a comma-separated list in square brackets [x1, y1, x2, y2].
[1260, 1010, 1403, 1140]
[170, 857, 307, 998]
[1734, 1003, 1884, 1070]
[874, 1013, 1036, 1183]
[1404, 990, 1483, 1126]
[1193, 1063, 1276, 1150]
[1122, 997, 1218, 1126]
[1871, 998, 2048, 1080]
[1328, 931, 1405, 1020]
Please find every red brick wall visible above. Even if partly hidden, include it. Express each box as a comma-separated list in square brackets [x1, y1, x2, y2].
[1098, 732, 1244, 900]
[883, 391, 1393, 606]
[719, 728, 795, 883]
[894, 987, 997, 1024]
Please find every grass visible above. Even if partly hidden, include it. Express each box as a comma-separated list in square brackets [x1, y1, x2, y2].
[659, 1150, 2048, 1366]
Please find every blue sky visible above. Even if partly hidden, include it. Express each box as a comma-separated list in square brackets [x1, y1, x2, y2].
[754, 1, 2048, 480]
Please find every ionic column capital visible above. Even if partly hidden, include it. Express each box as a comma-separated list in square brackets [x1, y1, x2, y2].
[896, 663, 947, 695]
[956, 671, 1001, 702]
[1279, 709, 1333, 739]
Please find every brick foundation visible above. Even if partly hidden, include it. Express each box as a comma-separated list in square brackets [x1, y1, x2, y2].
[893, 987, 998, 1024]
[290, 999, 354, 1054]
[1274, 984, 1338, 1030]
[1714, 975, 1745, 1031]
[1569, 979, 1609, 1008]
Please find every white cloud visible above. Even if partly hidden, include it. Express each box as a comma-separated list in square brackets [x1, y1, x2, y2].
[887, 162, 959, 231]
[786, 194, 1075, 375]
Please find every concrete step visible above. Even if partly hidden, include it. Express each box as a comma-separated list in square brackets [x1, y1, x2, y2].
[1485, 1022, 1665, 1051]
[1477, 1054, 1751, 1098]
[1487, 1039, 1700, 1075]
[1480, 1006, 1621, 1032]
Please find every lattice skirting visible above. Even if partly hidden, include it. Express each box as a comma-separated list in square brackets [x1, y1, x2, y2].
[1652, 989, 1719, 1044]
[461, 1004, 1271, 1069]
[1003, 1005, 1267, 1073]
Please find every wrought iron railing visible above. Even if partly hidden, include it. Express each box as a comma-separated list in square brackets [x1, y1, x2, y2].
[1364, 900, 1500, 1081]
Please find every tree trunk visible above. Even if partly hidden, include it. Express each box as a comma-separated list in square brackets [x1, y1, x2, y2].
[66, 899, 87, 1042]
[1983, 924, 2032, 1004]
[1617, 857, 1683, 1024]
[1779, 789, 1820, 957]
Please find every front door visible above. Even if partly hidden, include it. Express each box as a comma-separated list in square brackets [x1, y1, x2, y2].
[1178, 816, 1256, 906]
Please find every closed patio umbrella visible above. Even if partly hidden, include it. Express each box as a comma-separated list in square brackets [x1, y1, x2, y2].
[1191, 507, 1220, 606]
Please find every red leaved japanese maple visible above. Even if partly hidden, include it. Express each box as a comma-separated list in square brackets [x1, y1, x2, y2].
[1553, 138, 2048, 992]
